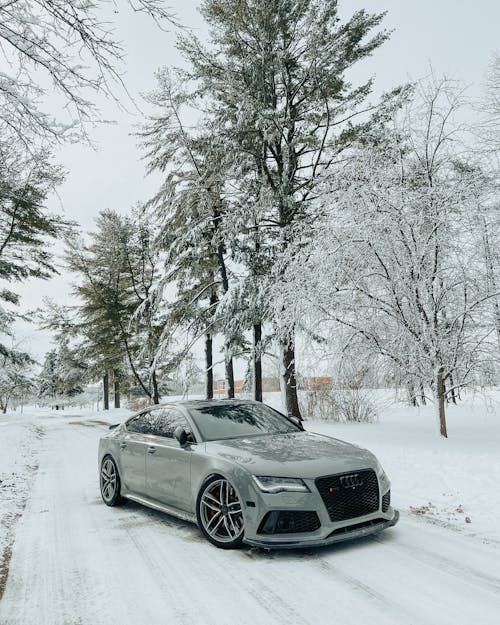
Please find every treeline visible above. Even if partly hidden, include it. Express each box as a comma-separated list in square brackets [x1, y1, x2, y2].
[38, 3, 500, 438]
[2, 2, 500, 439]
[45, 1, 393, 415]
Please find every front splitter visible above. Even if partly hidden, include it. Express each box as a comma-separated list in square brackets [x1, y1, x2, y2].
[243, 510, 399, 550]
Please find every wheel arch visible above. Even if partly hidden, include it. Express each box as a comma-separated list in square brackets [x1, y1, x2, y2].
[99, 439, 123, 477]
[195, 472, 246, 549]
[194, 462, 255, 515]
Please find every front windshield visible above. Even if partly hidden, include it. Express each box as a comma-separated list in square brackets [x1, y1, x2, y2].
[188, 402, 301, 441]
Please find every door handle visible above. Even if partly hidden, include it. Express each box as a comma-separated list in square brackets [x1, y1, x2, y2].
[147, 446, 157, 454]
[119, 442, 127, 449]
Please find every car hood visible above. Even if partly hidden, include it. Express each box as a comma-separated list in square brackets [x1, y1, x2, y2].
[204, 431, 377, 479]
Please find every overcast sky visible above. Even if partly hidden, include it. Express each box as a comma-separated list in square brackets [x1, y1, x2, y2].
[13, 0, 500, 367]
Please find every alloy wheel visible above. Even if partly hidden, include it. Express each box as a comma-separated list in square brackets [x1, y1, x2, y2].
[100, 458, 117, 503]
[199, 478, 244, 543]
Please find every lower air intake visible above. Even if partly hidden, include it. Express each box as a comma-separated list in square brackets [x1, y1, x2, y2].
[258, 510, 321, 535]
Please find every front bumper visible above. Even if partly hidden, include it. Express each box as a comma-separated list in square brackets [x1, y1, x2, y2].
[243, 509, 399, 549]
[239, 470, 398, 550]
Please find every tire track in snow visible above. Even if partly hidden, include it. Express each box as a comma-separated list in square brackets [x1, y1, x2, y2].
[372, 527, 500, 596]
[120, 504, 312, 625]
[120, 518, 205, 625]
[254, 544, 432, 625]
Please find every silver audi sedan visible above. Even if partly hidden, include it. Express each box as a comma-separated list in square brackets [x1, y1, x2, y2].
[98, 399, 399, 549]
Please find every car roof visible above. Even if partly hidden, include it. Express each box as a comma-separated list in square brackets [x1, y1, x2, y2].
[160, 398, 258, 410]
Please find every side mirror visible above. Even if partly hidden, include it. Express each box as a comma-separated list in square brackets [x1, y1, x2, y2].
[174, 425, 188, 446]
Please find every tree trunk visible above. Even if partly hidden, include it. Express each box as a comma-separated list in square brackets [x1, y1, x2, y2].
[282, 338, 301, 419]
[205, 333, 213, 400]
[253, 322, 263, 402]
[103, 372, 109, 411]
[407, 384, 417, 407]
[114, 371, 120, 409]
[447, 373, 457, 405]
[436, 367, 448, 438]
[118, 319, 152, 400]
[152, 369, 160, 404]
[215, 239, 235, 400]
[225, 349, 235, 398]
[481, 216, 500, 355]
[420, 383, 426, 405]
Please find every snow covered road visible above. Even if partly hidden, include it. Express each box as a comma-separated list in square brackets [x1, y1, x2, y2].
[1, 413, 499, 625]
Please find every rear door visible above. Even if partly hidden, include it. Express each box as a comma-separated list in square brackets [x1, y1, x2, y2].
[119, 412, 151, 496]
[145, 407, 194, 512]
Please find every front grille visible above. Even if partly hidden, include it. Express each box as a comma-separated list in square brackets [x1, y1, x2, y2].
[316, 469, 379, 522]
[382, 490, 391, 512]
[257, 511, 321, 535]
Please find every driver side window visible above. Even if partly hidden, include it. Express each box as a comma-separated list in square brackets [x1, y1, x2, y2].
[126, 412, 152, 434]
[148, 408, 193, 440]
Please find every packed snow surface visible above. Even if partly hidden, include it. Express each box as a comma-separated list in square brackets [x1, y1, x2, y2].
[0, 393, 499, 624]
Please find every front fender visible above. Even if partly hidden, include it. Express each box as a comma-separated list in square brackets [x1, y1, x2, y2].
[190, 451, 255, 513]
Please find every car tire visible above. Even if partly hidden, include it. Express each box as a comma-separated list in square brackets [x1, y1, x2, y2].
[196, 475, 244, 549]
[100, 455, 125, 507]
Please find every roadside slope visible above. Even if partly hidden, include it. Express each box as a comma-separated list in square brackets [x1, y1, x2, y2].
[0, 416, 42, 600]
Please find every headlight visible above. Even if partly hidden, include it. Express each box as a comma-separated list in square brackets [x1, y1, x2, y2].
[252, 476, 310, 494]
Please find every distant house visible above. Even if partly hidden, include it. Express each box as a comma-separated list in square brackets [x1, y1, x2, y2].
[213, 380, 226, 396]
[300, 376, 333, 391]
[213, 376, 332, 396]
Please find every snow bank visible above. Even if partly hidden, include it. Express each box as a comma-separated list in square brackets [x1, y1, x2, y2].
[0, 416, 42, 596]
[304, 389, 500, 542]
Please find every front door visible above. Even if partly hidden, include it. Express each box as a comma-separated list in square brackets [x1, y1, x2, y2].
[145, 408, 193, 512]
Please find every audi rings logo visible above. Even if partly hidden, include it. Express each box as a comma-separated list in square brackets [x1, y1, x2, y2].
[339, 473, 363, 489]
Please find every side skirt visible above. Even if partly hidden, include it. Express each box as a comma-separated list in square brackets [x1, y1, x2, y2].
[124, 493, 197, 525]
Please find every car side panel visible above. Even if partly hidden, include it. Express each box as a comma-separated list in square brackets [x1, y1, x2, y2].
[146, 435, 192, 511]
[118, 431, 148, 495]
[98, 429, 124, 476]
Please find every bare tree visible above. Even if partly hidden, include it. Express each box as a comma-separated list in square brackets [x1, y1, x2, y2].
[0, 0, 176, 150]
[278, 77, 497, 437]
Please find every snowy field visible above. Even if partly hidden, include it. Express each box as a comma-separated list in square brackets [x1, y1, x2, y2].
[0, 393, 499, 624]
